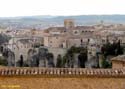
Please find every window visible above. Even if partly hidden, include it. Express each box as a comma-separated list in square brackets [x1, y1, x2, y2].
[81, 39, 83, 43]
[64, 30, 66, 32]
[74, 31, 77, 34]
[82, 31, 84, 33]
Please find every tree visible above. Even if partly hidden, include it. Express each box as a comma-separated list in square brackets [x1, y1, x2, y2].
[62, 55, 67, 67]
[101, 39, 124, 58]
[63, 46, 88, 68]
[101, 59, 112, 68]
[56, 54, 62, 68]
[0, 34, 11, 45]
[0, 46, 3, 53]
[46, 53, 55, 67]
[27, 49, 37, 67]
[38, 47, 48, 67]
[78, 52, 87, 68]
[100, 39, 124, 68]
[20, 55, 24, 67]
[0, 57, 7, 66]
[116, 40, 123, 55]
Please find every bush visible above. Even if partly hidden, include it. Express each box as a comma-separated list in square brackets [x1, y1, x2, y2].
[101, 59, 112, 68]
[56, 54, 62, 68]
[0, 57, 7, 66]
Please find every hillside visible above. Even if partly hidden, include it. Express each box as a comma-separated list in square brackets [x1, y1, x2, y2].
[0, 15, 125, 29]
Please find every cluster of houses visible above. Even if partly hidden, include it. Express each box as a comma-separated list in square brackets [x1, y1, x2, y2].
[0, 19, 125, 68]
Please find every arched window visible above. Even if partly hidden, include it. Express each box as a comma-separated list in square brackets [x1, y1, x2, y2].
[74, 31, 77, 34]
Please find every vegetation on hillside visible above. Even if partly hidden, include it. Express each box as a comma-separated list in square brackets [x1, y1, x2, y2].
[0, 34, 11, 45]
[101, 39, 124, 68]
[56, 46, 88, 68]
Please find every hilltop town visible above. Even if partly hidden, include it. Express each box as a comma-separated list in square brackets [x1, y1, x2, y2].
[0, 19, 125, 69]
[1, 0, 125, 88]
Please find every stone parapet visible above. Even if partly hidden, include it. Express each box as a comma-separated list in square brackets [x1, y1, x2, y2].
[0, 67, 125, 77]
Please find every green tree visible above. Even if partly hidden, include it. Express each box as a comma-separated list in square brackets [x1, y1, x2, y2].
[56, 54, 62, 68]
[78, 51, 87, 68]
[46, 53, 55, 67]
[0, 57, 7, 66]
[0, 34, 11, 45]
[101, 59, 112, 68]
[63, 46, 87, 68]
[101, 39, 124, 58]
[62, 55, 67, 67]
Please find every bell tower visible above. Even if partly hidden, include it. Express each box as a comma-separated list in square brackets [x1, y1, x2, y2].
[64, 19, 74, 29]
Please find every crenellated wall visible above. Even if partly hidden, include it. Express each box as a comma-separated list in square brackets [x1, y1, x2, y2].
[0, 67, 125, 89]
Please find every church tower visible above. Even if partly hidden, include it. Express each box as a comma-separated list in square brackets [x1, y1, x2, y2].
[64, 19, 74, 29]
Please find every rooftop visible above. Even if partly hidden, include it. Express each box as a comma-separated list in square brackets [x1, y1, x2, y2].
[111, 55, 125, 62]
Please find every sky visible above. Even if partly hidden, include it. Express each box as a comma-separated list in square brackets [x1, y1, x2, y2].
[0, 0, 125, 17]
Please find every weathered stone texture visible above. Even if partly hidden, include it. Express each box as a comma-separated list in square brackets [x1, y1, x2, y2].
[0, 77, 125, 89]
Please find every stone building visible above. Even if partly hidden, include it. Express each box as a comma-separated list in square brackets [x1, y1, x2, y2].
[43, 19, 95, 49]
[111, 55, 125, 69]
[64, 19, 75, 29]
[5, 37, 43, 66]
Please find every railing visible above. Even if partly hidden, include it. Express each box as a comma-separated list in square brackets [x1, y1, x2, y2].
[0, 67, 125, 77]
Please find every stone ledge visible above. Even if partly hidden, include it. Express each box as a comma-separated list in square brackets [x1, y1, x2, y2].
[0, 67, 125, 77]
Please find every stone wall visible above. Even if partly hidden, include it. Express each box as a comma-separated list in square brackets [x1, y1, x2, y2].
[112, 61, 125, 69]
[48, 48, 67, 63]
[0, 68, 125, 89]
[0, 76, 125, 89]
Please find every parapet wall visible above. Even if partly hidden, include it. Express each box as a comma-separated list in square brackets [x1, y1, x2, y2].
[0, 67, 125, 89]
[0, 67, 125, 77]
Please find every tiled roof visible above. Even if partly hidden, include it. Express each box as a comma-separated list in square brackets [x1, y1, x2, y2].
[0, 68, 125, 77]
[75, 26, 95, 29]
[111, 55, 125, 62]
[46, 26, 95, 31]
[18, 39, 33, 44]
[46, 27, 66, 31]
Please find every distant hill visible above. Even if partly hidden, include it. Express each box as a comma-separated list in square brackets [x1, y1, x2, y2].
[0, 15, 125, 29]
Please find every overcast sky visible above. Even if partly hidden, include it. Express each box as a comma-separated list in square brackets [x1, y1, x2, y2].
[0, 0, 125, 17]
